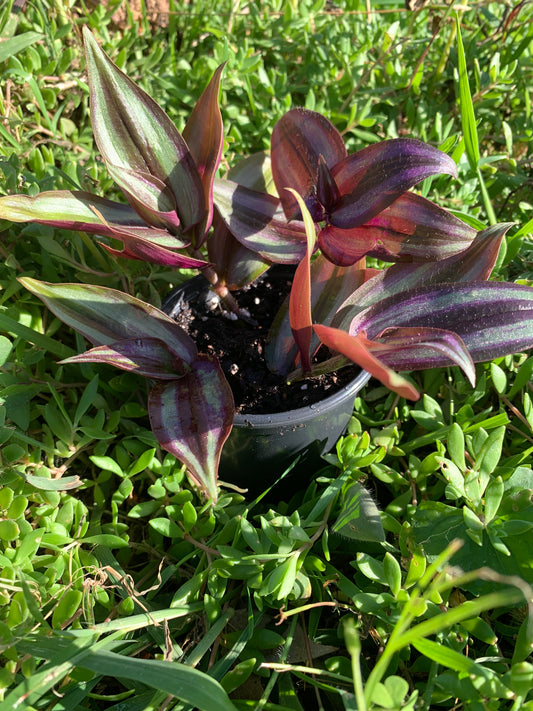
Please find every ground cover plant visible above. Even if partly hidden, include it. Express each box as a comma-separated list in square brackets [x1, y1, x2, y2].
[1, 1, 533, 709]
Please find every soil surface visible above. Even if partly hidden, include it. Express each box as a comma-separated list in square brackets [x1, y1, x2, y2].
[164, 266, 360, 415]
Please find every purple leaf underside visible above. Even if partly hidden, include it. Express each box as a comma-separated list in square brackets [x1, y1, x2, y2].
[319, 192, 476, 266]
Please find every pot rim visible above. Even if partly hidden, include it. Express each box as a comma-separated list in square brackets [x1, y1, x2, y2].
[233, 369, 371, 429]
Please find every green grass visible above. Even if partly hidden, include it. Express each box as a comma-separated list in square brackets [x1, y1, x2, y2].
[1, 0, 533, 709]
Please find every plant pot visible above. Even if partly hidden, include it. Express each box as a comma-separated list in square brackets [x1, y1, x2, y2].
[162, 273, 370, 497]
[219, 369, 370, 494]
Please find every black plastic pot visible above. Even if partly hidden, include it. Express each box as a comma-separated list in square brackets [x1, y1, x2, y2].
[162, 274, 370, 497]
[219, 369, 370, 494]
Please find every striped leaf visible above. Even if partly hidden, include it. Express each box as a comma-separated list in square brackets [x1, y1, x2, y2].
[213, 178, 308, 263]
[352, 282, 533, 367]
[61, 338, 186, 379]
[83, 28, 205, 233]
[149, 357, 234, 501]
[19, 278, 197, 364]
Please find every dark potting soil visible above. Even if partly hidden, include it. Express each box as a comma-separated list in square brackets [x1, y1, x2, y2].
[166, 266, 360, 415]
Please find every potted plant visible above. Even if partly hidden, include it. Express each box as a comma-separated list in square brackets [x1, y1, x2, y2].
[2, 28, 532, 501]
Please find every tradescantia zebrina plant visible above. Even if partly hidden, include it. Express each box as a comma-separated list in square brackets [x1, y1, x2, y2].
[2, 28, 533, 501]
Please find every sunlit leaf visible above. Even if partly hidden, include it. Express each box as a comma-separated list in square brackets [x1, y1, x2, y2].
[183, 62, 225, 238]
[287, 189, 316, 374]
[319, 192, 476, 266]
[149, 357, 234, 501]
[350, 282, 533, 367]
[213, 178, 308, 263]
[371, 326, 476, 386]
[313, 325, 420, 400]
[19, 278, 198, 363]
[332, 223, 512, 329]
[61, 337, 187, 379]
[329, 138, 457, 229]
[83, 27, 204, 232]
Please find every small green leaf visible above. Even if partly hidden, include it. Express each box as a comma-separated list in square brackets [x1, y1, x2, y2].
[127, 448, 156, 477]
[149, 518, 183, 539]
[0, 519, 19, 541]
[82, 535, 129, 548]
[383, 552, 402, 596]
[491, 363, 507, 394]
[89, 455, 124, 477]
[447, 422, 466, 471]
[0, 336, 13, 367]
[182, 501, 198, 533]
[220, 658, 256, 694]
[476, 426, 505, 478]
[52, 589, 83, 629]
[484, 476, 504, 523]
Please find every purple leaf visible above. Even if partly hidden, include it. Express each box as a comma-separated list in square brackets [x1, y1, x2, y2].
[319, 192, 476, 266]
[332, 223, 512, 330]
[183, 63, 225, 239]
[19, 278, 198, 364]
[104, 164, 182, 234]
[83, 28, 205, 233]
[371, 327, 476, 386]
[149, 357, 234, 501]
[316, 155, 340, 212]
[329, 139, 458, 229]
[271, 108, 347, 221]
[213, 178, 308, 263]
[350, 282, 533, 367]
[61, 337, 188, 379]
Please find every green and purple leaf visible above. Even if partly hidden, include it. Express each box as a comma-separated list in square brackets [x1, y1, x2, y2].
[329, 139, 458, 229]
[149, 357, 234, 501]
[19, 278, 198, 364]
[61, 337, 187, 379]
[213, 179, 308, 263]
[370, 327, 476, 386]
[0, 189, 208, 269]
[0, 190, 177, 242]
[319, 192, 476, 266]
[83, 27, 205, 233]
[183, 63, 225, 239]
[271, 108, 347, 221]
